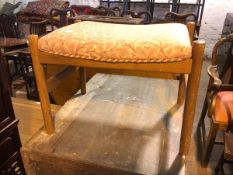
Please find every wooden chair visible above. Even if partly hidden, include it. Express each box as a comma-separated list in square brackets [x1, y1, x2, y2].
[28, 21, 205, 157]
[50, 8, 75, 28]
[215, 132, 233, 174]
[2, 17, 48, 99]
[97, 6, 122, 16]
[150, 12, 196, 24]
[0, 14, 20, 38]
[17, 20, 49, 100]
[151, 12, 198, 35]
[70, 5, 91, 15]
[120, 10, 152, 24]
[88, 7, 116, 16]
[29, 19, 48, 36]
[164, 12, 197, 24]
[150, 12, 198, 106]
[0, 14, 27, 95]
[198, 33, 233, 166]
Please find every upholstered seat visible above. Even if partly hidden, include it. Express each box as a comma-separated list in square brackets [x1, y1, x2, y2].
[38, 21, 192, 63]
[214, 91, 233, 123]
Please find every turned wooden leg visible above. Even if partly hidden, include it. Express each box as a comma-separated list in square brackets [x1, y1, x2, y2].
[202, 122, 219, 167]
[79, 67, 86, 95]
[215, 151, 225, 174]
[177, 74, 185, 105]
[29, 35, 54, 134]
[179, 40, 205, 156]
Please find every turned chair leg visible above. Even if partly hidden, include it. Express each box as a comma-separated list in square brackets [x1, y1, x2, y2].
[202, 122, 219, 167]
[215, 152, 225, 175]
[79, 67, 86, 95]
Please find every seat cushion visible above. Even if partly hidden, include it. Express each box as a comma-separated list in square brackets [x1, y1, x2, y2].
[214, 91, 233, 123]
[38, 21, 192, 63]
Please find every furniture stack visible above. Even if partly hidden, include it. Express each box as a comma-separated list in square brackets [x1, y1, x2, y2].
[17, 0, 68, 23]
[0, 57, 25, 174]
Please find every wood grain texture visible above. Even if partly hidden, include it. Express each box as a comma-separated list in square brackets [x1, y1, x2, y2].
[28, 35, 54, 134]
[45, 66, 96, 105]
[39, 52, 192, 74]
[179, 40, 205, 155]
[22, 73, 188, 175]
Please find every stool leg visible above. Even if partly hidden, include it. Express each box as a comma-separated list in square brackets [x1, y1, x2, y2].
[202, 122, 219, 167]
[79, 67, 86, 95]
[177, 74, 185, 105]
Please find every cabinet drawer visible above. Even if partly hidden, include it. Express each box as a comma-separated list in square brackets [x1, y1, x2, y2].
[0, 152, 25, 175]
[0, 128, 21, 164]
[0, 128, 25, 174]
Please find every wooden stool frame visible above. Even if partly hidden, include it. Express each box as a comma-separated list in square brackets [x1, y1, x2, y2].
[28, 22, 205, 156]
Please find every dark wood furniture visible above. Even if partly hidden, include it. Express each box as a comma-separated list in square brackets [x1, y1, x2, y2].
[0, 37, 27, 95]
[0, 14, 27, 83]
[215, 132, 233, 174]
[74, 15, 144, 24]
[120, 10, 151, 24]
[97, 6, 122, 16]
[0, 13, 48, 100]
[0, 53, 25, 174]
[50, 8, 75, 27]
[101, 0, 205, 34]
[198, 33, 233, 167]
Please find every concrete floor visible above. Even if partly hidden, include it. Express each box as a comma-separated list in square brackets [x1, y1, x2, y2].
[186, 59, 233, 175]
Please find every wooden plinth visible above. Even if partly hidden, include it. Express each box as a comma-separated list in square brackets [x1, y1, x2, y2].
[21, 74, 187, 175]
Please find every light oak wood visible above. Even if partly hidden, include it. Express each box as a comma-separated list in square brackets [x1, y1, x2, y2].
[179, 39, 205, 155]
[46, 66, 76, 93]
[28, 35, 54, 134]
[39, 52, 193, 74]
[177, 74, 186, 105]
[187, 22, 196, 42]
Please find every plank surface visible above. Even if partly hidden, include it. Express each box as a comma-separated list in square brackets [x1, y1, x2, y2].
[22, 74, 187, 175]
[19, 60, 219, 175]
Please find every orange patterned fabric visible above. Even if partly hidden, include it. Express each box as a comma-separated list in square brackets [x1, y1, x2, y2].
[38, 21, 192, 63]
[214, 91, 233, 123]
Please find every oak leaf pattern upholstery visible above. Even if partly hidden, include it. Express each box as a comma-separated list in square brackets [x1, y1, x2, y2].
[38, 21, 192, 63]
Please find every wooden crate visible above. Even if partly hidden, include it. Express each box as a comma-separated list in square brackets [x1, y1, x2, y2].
[21, 74, 186, 175]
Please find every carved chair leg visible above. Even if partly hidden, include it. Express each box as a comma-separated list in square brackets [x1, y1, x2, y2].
[79, 67, 86, 95]
[202, 122, 219, 167]
[177, 74, 185, 105]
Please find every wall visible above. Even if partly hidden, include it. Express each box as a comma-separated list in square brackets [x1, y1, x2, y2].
[199, 0, 233, 58]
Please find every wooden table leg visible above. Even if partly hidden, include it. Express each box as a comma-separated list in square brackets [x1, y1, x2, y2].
[179, 40, 205, 156]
